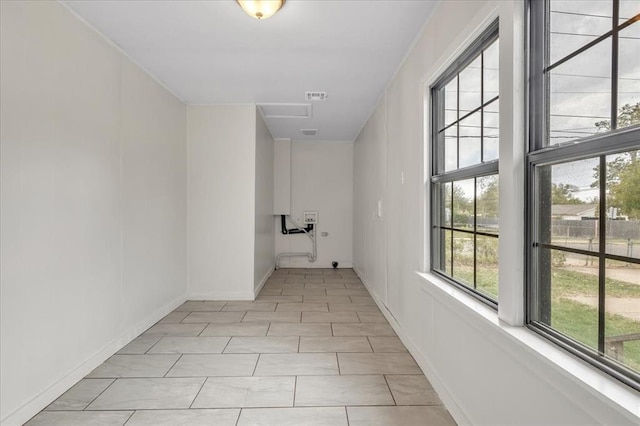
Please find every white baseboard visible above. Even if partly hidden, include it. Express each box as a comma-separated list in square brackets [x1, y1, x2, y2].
[276, 262, 353, 269]
[254, 264, 275, 298]
[353, 268, 470, 426]
[1, 295, 186, 426]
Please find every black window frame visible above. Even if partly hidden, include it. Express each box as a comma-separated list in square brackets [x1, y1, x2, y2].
[527, 0, 640, 391]
[430, 20, 500, 308]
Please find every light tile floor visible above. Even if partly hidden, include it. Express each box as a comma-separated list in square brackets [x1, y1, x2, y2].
[26, 268, 456, 426]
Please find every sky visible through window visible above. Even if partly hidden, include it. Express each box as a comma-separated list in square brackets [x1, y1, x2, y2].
[549, 0, 639, 203]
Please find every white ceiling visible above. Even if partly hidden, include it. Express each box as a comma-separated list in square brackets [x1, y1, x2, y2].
[63, 0, 438, 141]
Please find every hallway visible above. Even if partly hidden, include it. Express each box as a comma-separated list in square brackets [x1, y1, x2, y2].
[25, 269, 456, 425]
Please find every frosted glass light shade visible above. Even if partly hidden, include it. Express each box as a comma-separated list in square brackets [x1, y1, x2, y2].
[237, 0, 285, 20]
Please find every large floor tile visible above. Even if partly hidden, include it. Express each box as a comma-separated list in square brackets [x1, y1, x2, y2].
[257, 288, 283, 295]
[281, 288, 327, 296]
[254, 353, 339, 376]
[25, 411, 133, 426]
[192, 376, 295, 408]
[147, 337, 230, 354]
[157, 311, 189, 324]
[117, 336, 161, 355]
[357, 311, 388, 323]
[175, 301, 226, 312]
[87, 378, 204, 410]
[275, 302, 328, 312]
[349, 295, 376, 304]
[302, 295, 351, 303]
[295, 375, 394, 406]
[385, 375, 442, 405]
[302, 312, 359, 323]
[224, 336, 299, 353]
[200, 323, 268, 337]
[237, 407, 348, 426]
[222, 301, 277, 311]
[256, 295, 302, 302]
[328, 303, 381, 312]
[368, 336, 408, 352]
[338, 353, 421, 374]
[267, 322, 332, 336]
[304, 283, 347, 290]
[166, 354, 258, 377]
[299, 336, 372, 353]
[45, 379, 114, 411]
[326, 289, 371, 296]
[125, 409, 239, 426]
[142, 323, 206, 337]
[332, 323, 396, 336]
[86, 355, 179, 378]
[242, 312, 301, 322]
[182, 311, 246, 323]
[347, 406, 456, 426]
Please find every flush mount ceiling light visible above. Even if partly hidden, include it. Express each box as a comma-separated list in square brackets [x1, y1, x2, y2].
[237, 0, 286, 20]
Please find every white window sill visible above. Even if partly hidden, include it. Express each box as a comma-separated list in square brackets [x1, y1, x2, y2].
[416, 271, 640, 420]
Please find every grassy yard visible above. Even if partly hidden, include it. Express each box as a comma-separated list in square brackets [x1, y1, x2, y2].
[450, 264, 640, 372]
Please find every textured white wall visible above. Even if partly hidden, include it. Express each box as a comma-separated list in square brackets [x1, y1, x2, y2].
[275, 141, 353, 269]
[187, 105, 256, 299]
[254, 111, 275, 291]
[353, 0, 639, 424]
[0, 2, 187, 424]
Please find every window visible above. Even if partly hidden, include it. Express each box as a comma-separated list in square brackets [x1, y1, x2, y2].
[431, 21, 499, 305]
[528, 0, 640, 390]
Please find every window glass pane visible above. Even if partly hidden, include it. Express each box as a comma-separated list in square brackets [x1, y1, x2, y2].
[538, 158, 600, 249]
[444, 125, 457, 172]
[619, 0, 640, 25]
[483, 99, 499, 162]
[606, 150, 640, 259]
[459, 112, 481, 168]
[452, 179, 474, 230]
[617, 24, 640, 129]
[544, 248, 600, 349]
[444, 77, 458, 128]
[605, 259, 640, 373]
[483, 39, 499, 101]
[452, 231, 474, 286]
[459, 56, 482, 115]
[442, 182, 452, 227]
[549, 38, 611, 145]
[476, 235, 499, 299]
[477, 175, 499, 234]
[549, 0, 612, 65]
[443, 229, 452, 275]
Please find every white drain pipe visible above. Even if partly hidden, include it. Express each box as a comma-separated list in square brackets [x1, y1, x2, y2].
[276, 215, 317, 269]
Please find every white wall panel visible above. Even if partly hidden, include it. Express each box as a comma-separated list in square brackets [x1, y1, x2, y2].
[0, 2, 187, 424]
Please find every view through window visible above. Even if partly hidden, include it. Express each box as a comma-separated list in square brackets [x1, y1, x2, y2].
[431, 22, 499, 305]
[528, 0, 640, 389]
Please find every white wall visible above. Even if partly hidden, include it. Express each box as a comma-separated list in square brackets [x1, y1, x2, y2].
[353, 0, 639, 425]
[0, 2, 187, 425]
[254, 111, 275, 291]
[275, 141, 353, 268]
[187, 105, 256, 300]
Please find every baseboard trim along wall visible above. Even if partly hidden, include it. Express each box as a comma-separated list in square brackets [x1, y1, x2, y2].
[352, 265, 469, 426]
[187, 291, 256, 301]
[254, 264, 276, 298]
[2, 295, 186, 426]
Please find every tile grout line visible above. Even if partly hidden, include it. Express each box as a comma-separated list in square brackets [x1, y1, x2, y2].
[122, 409, 136, 425]
[383, 374, 398, 406]
[188, 376, 208, 409]
[81, 378, 117, 411]
[163, 354, 183, 378]
[251, 353, 261, 376]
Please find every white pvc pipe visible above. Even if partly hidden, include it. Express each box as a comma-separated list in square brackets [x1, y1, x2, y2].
[276, 215, 317, 269]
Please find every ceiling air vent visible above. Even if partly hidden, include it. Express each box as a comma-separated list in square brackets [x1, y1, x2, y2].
[305, 92, 328, 101]
[259, 103, 311, 118]
[300, 129, 318, 136]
